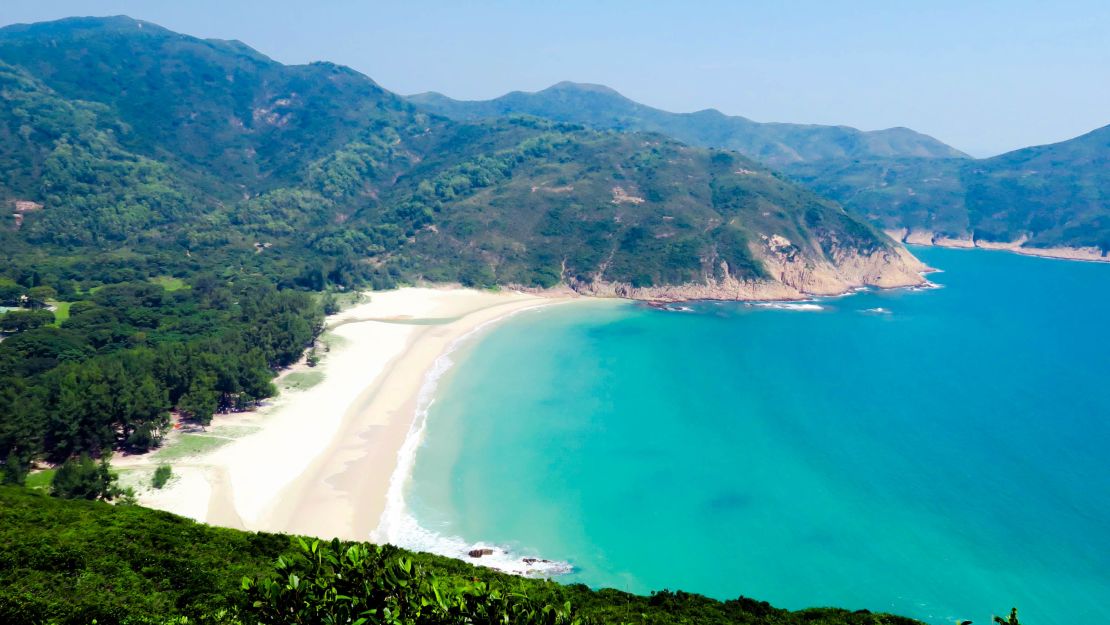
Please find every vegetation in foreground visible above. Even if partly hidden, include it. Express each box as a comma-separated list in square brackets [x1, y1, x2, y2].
[0, 486, 976, 625]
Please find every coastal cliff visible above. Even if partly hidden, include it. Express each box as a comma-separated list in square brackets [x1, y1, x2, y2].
[568, 237, 928, 302]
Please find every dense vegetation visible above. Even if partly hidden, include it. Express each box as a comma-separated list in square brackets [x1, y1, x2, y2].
[785, 126, 1110, 250]
[0, 487, 939, 625]
[0, 273, 321, 479]
[0, 16, 910, 299]
[408, 82, 968, 167]
[410, 82, 1110, 253]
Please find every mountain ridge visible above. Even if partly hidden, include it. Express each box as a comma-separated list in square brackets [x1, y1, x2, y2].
[0, 15, 928, 299]
[407, 81, 971, 166]
[410, 81, 1108, 255]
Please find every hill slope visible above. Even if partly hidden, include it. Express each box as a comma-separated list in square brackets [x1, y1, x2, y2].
[410, 82, 1109, 257]
[787, 125, 1110, 255]
[0, 486, 930, 625]
[408, 81, 969, 167]
[0, 16, 926, 300]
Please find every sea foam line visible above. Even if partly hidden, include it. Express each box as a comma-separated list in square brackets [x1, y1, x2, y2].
[372, 303, 574, 578]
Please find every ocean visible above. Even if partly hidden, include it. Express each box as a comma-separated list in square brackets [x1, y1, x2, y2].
[389, 247, 1110, 625]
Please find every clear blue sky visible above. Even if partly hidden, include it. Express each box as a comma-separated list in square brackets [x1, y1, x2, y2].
[3, 1, 1107, 156]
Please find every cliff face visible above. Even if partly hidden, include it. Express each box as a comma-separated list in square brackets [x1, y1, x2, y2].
[568, 238, 928, 302]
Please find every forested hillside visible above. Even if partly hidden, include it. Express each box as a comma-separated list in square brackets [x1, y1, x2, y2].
[0, 16, 922, 299]
[411, 82, 1110, 254]
[787, 125, 1110, 251]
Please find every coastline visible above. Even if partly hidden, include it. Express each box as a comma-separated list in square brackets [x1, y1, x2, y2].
[113, 268, 932, 565]
[117, 287, 574, 541]
[886, 229, 1110, 264]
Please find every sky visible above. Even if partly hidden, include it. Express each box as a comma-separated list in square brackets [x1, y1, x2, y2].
[2, 1, 1107, 157]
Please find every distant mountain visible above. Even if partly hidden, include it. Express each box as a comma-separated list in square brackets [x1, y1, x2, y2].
[786, 125, 1110, 253]
[411, 82, 1108, 256]
[0, 16, 925, 299]
[408, 82, 970, 167]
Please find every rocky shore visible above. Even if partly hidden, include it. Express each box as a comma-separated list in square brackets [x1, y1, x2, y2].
[887, 229, 1110, 263]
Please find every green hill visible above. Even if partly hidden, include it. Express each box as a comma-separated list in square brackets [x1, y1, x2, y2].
[786, 125, 1110, 252]
[0, 16, 925, 300]
[408, 82, 969, 167]
[410, 82, 1109, 255]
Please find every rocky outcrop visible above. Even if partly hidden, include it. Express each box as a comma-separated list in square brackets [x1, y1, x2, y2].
[567, 238, 928, 302]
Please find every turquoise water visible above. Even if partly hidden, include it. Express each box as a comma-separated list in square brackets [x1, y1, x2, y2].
[404, 247, 1110, 625]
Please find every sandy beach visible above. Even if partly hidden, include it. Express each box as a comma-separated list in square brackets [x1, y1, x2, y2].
[117, 287, 571, 541]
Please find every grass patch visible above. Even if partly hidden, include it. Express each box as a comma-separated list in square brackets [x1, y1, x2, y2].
[281, 370, 324, 391]
[153, 434, 231, 461]
[48, 300, 71, 325]
[24, 469, 56, 490]
[318, 331, 349, 350]
[150, 276, 189, 292]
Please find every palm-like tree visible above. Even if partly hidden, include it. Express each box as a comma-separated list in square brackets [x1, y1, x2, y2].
[993, 607, 1020, 625]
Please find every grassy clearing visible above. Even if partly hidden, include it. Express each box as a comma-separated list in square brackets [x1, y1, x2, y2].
[153, 433, 231, 461]
[24, 468, 56, 490]
[207, 425, 261, 438]
[150, 276, 189, 292]
[318, 331, 348, 350]
[48, 300, 71, 325]
[281, 370, 324, 391]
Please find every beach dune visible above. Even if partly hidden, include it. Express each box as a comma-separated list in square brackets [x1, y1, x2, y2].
[129, 287, 566, 540]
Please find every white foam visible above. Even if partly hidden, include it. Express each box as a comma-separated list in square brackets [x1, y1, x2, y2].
[372, 307, 574, 578]
[750, 302, 825, 311]
[861, 307, 893, 315]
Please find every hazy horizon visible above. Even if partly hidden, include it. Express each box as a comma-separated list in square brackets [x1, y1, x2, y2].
[3, 0, 1107, 157]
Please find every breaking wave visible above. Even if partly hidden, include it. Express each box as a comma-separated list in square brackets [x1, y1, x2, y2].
[371, 307, 574, 578]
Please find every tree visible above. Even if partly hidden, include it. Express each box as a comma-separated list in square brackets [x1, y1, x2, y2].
[322, 292, 341, 315]
[994, 608, 1021, 625]
[0, 309, 54, 333]
[2, 454, 27, 486]
[27, 285, 58, 307]
[124, 375, 171, 450]
[179, 373, 218, 425]
[50, 453, 118, 500]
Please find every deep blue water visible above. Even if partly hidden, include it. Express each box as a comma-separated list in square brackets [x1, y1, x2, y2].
[404, 248, 1110, 625]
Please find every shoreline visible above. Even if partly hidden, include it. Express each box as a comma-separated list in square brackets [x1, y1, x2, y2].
[117, 287, 575, 541]
[886, 229, 1110, 264]
[112, 274, 934, 571]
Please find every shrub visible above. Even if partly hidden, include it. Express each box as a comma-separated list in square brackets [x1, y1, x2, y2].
[152, 465, 172, 489]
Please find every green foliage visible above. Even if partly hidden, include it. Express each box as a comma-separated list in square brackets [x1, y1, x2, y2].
[0, 486, 287, 624]
[2, 454, 26, 486]
[242, 539, 590, 625]
[783, 126, 1110, 251]
[994, 607, 1021, 625]
[0, 308, 54, 333]
[152, 464, 172, 489]
[50, 453, 117, 500]
[0, 487, 935, 625]
[0, 278, 322, 465]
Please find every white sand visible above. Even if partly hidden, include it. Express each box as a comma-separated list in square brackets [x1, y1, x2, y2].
[122, 287, 571, 539]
